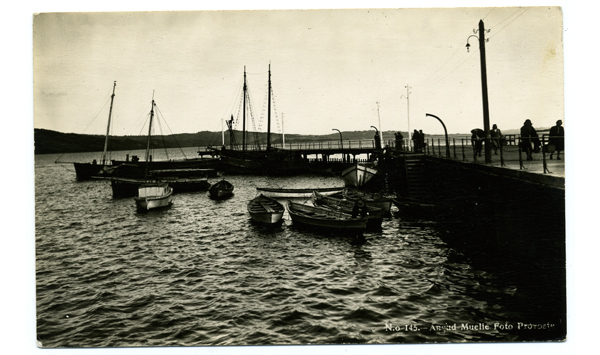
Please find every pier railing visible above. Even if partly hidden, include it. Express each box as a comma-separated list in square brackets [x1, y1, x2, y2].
[416, 134, 564, 176]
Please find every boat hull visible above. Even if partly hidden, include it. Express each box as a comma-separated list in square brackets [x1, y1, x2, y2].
[256, 187, 344, 198]
[286, 201, 368, 234]
[134, 184, 173, 211]
[73, 162, 115, 181]
[342, 163, 379, 188]
[111, 177, 211, 198]
[311, 191, 383, 229]
[208, 180, 234, 199]
[248, 194, 285, 224]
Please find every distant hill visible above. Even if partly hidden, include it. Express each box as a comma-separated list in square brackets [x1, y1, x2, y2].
[33, 129, 407, 155]
[34, 126, 551, 155]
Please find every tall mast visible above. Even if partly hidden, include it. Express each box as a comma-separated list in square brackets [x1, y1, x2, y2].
[281, 112, 285, 148]
[406, 84, 410, 142]
[243, 66, 247, 151]
[145, 92, 155, 177]
[376, 101, 383, 143]
[266, 64, 272, 150]
[101, 81, 117, 165]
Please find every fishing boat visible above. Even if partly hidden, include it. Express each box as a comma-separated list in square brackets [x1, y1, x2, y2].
[256, 186, 344, 198]
[341, 162, 379, 188]
[286, 200, 368, 233]
[135, 183, 173, 211]
[219, 65, 308, 175]
[72, 81, 119, 181]
[247, 194, 285, 224]
[340, 188, 393, 216]
[208, 180, 234, 199]
[311, 191, 383, 229]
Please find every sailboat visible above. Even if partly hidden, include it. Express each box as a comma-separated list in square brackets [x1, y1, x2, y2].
[218, 65, 308, 175]
[72, 81, 119, 181]
[125, 95, 174, 211]
[110, 94, 213, 198]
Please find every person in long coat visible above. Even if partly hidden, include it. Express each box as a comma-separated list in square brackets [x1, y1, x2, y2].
[490, 124, 503, 155]
[520, 119, 540, 161]
[471, 128, 485, 157]
[549, 120, 564, 160]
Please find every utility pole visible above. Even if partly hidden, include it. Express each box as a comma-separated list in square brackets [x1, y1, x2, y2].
[405, 84, 411, 147]
[478, 20, 491, 163]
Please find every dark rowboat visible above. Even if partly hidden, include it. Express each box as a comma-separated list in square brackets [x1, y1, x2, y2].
[209, 180, 234, 199]
[286, 200, 368, 233]
[311, 191, 383, 229]
[340, 188, 393, 216]
[247, 194, 285, 224]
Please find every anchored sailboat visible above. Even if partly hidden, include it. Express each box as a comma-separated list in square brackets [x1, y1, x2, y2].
[72, 81, 118, 181]
[218, 65, 308, 175]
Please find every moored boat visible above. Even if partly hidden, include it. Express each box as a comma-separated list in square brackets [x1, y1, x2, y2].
[341, 162, 379, 188]
[392, 196, 455, 219]
[71, 81, 119, 181]
[247, 194, 285, 224]
[135, 183, 173, 211]
[341, 188, 393, 216]
[208, 180, 234, 199]
[286, 200, 368, 233]
[311, 191, 383, 229]
[256, 186, 344, 198]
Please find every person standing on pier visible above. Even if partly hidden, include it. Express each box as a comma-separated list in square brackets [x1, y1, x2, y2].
[395, 131, 404, 151]
[471, 128, 485, 157]
[419, 130, 426, 152]
[549, 120, 564, 160]
[412, 129, 420, 152]
[520, 119, 540, 161]
[490, 124, 503, 155]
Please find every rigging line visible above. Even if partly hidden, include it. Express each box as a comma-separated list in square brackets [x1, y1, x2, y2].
[427, 51, 476, 88]
[489, 8, 529, 39]
[154, 111, 171, 160]
[482, 8, 495, 21]
[413, 44, 465, 88]
[155, 105, 187, 158]
[81, 95, 111, 133]
[488, 7, 526, 32]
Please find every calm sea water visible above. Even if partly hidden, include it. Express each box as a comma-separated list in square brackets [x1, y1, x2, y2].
[35, 148, 562, 347]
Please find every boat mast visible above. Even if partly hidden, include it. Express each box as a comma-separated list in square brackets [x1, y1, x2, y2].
[282, 112, 285, 149]
[266, 64, 272, 150]
[101, 81, 117, 166]
[145, 92, 155, 178]
[243, 66, 247, 151]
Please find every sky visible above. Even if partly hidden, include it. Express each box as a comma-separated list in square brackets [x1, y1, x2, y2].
[32, 4, 564, 138]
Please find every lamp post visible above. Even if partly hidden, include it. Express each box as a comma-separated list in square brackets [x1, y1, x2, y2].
[426, 113, 450, 158]
[466, 20, 492, 164]
[332, 128, 343, 163]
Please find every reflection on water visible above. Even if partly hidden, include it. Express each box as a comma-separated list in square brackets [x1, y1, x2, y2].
[35, 149, 565, 347]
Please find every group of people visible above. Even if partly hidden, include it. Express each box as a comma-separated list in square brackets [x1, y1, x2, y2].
[411, 129, 427, 153]
[470, 119, 564, 161]
[520, 119, 564, 161]
[470, 124, 504, 157]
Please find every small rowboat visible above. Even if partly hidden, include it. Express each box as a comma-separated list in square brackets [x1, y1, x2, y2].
[247, 194, 285, 224]
[135, 183, 173, 211]
[341, 162, 379, 188]
[208, 179, 234, 199]
[341, 188, 393, 216]
[311, 191, 383, 229]
[286, 200, 368, 233]
[392, 197, 454, 219]
[256, 186, 344, 198]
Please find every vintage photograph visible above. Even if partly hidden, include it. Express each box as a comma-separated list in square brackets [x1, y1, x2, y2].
[32, 5, 567, 351]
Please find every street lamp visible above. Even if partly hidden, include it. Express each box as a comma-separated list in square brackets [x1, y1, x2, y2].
[466, 20, 492, 164]
[426, 113, 450, 158]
